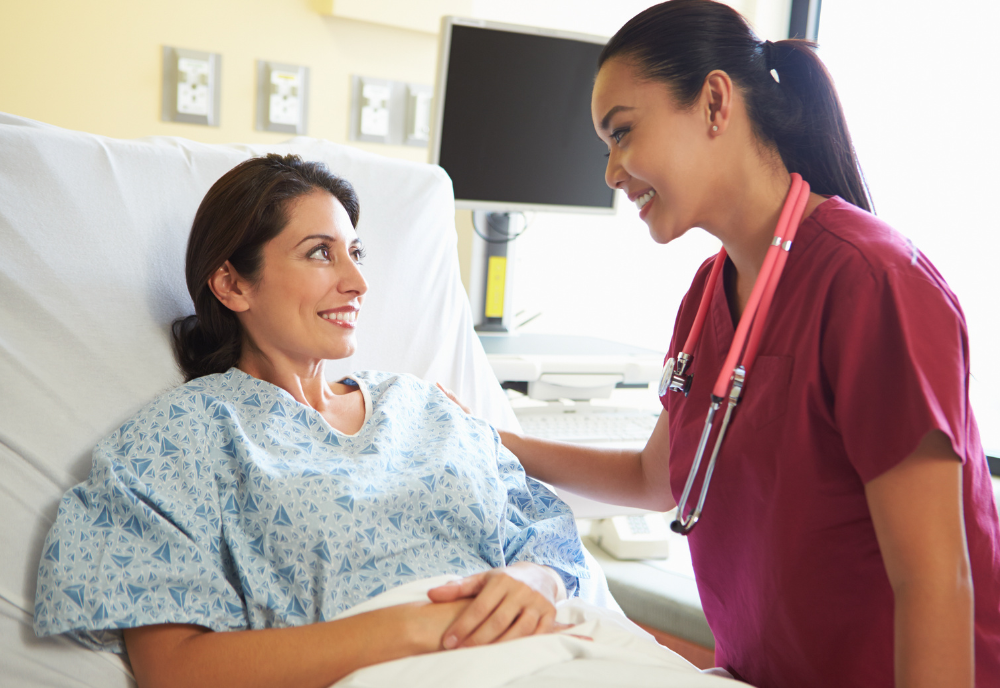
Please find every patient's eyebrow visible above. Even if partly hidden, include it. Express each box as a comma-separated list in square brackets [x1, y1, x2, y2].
[295, 234, 336, 247]
[600, 105, 634, 132]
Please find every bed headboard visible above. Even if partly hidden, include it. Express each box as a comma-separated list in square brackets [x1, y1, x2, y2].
[0, 113, 516, 685]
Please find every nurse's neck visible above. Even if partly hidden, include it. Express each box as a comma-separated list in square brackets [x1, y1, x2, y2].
[703, 150, 824, 321]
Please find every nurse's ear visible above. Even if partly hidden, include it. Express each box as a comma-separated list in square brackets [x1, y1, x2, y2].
[208, 261, 252, 313]
[701, 69, 735, 137]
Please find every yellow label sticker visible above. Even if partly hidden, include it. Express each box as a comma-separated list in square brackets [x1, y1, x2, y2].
[484, 256, 507, 318]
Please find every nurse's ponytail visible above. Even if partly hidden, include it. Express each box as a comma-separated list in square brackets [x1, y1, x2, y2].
[171, 154, 360, 382]
[600, 0, 872, 212]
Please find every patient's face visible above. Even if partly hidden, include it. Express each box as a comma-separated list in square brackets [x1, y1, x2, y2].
[239, 190, 367, 366]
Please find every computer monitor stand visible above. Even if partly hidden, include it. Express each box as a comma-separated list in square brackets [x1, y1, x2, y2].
[469, 211, 518, 333]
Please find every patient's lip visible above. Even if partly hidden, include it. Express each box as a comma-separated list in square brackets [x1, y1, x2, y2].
[318, 305, 360, 328]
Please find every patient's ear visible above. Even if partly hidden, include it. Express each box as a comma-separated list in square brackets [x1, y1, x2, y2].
[207, 261, 251, 313]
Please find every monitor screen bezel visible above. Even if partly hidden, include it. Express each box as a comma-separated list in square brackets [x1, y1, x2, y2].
[428, 16, 616, 216]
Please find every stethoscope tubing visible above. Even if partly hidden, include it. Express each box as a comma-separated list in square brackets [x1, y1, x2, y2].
[670, 174, 811, 535]
[711, 174, 807, 398]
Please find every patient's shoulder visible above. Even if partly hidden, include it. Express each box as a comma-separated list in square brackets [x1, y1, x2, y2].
[97, 370, 240, 455]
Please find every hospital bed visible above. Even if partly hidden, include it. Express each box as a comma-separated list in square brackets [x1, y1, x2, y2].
[0, 113, 737, 686]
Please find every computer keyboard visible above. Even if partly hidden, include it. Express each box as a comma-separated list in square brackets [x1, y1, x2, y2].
[514, 408, 661, 444]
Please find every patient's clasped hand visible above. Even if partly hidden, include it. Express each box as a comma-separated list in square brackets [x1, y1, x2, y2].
[33, 155, 589, 687]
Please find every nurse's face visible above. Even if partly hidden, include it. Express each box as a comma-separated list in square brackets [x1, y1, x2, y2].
[592, 59, 716, 244]
[235, 190, 368, 365]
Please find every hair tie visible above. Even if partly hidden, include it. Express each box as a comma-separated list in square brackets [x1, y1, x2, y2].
[762, 40, 780, 83]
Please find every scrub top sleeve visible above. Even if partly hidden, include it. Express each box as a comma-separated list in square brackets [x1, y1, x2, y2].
[494, 443, 589, 597]
[823, 266, 970, 484]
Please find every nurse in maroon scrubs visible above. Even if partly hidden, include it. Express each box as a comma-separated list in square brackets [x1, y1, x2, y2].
[433, 1, 1000, 686]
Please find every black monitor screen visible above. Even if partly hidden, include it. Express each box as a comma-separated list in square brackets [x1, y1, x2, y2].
[435, 24, 614, 212]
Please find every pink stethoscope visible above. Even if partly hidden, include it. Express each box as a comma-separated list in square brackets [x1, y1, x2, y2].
[660, 173, 811, 535]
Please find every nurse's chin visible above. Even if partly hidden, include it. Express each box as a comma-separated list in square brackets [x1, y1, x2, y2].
[645, 221, 691, 246]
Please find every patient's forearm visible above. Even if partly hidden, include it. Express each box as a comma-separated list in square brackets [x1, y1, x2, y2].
[499, 429, 675, 512]
[124, 600, 467, 688]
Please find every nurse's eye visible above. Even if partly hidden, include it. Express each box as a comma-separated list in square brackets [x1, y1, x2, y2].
[351, 245, 367, 265]
[307, 244, 331, 262]
[610, 126, 630, 144]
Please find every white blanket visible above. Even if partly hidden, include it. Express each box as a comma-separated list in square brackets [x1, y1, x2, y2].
[333, 576, 743, 688]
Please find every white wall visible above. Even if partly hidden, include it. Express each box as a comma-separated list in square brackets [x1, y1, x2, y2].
[819, 0, 1000, 456]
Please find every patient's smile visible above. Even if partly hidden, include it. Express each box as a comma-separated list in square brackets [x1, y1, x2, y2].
[320, 308, 359, 328]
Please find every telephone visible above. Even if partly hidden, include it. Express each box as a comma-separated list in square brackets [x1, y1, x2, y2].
[593, 513, 672, 560]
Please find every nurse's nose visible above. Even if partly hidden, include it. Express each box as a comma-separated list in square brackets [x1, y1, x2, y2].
[604, 150, 627, 190]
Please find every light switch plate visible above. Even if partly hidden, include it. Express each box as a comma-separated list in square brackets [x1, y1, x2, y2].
[162, 46, 221, 126]
[256, 61, 309, 134]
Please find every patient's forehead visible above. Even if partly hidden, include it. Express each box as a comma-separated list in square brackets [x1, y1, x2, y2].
[275, 189, 358, 248]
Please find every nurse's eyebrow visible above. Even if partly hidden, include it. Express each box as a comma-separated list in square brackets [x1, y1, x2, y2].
[600, 105, 635, 131]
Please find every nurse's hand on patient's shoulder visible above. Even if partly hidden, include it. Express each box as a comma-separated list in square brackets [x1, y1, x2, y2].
[436, 382, 472, 415]
[426, 562, 568, 649]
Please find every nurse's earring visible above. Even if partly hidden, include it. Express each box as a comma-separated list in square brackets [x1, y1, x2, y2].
[712, 125, 719, 132]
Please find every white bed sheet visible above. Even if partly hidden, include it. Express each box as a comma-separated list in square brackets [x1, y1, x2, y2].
[332, 576, 741, 688]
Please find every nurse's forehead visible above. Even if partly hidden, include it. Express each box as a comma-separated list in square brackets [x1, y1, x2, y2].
[592, 62, 645, 126]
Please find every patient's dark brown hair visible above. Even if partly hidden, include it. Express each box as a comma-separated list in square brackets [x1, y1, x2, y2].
[171, 154, 360, 381]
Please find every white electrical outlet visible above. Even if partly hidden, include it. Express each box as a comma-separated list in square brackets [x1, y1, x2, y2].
[176, 57, 211, 116]
[256, 61, 309, 134]
[405, 84, 433, 146]
[162, 47, 220, 126]
[269, 70, 300, 125]
[360, 82, 391, 137]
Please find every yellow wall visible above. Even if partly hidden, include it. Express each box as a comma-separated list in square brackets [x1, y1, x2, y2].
[0, 0, 438, 163]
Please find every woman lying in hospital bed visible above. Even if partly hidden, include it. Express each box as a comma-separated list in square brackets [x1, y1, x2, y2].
[32, 155, 738, 688]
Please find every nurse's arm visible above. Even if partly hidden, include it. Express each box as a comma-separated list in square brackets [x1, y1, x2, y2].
[864, 429, 974, 688]
[498, 410, 675, 512]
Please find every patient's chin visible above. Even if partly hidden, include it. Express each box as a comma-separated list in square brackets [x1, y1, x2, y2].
[324, 337, 358, 361]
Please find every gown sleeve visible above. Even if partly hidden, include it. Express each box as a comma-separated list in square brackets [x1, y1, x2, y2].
[494, 442, 590, 597]
[822, 261, 972, 483]
[33, 395, 248, 654]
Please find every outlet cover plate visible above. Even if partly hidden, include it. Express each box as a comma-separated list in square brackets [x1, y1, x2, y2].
[257, 60, 309, 134]
[162, 46, 221, 126]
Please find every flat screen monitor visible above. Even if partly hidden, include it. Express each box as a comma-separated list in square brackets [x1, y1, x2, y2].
[430, 18, 615, 215]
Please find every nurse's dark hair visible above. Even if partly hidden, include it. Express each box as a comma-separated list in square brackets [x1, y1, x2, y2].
[600, 0, 872, 212]
[171, 154, 360, 382]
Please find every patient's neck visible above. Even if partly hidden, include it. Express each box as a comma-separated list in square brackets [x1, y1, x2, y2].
[237, 348, 332, 409]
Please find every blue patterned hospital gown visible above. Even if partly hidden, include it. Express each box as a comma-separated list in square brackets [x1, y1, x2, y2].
[33, 369, 588, 654]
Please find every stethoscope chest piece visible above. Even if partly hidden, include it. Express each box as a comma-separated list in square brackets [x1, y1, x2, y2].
[658, 358, 675, 397]
[659, 352, 694, 398]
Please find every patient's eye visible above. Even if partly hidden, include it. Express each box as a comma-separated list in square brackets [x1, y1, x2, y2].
[610, 126, 629, 145]
[307, 244, 331, 261]
[351, 244, 367, 265]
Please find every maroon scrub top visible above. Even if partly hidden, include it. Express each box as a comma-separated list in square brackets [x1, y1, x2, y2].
[664, 196, 1000, 687]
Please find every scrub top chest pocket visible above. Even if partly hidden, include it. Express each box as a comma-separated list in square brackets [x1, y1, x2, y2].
[740, 355, 793, 431]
